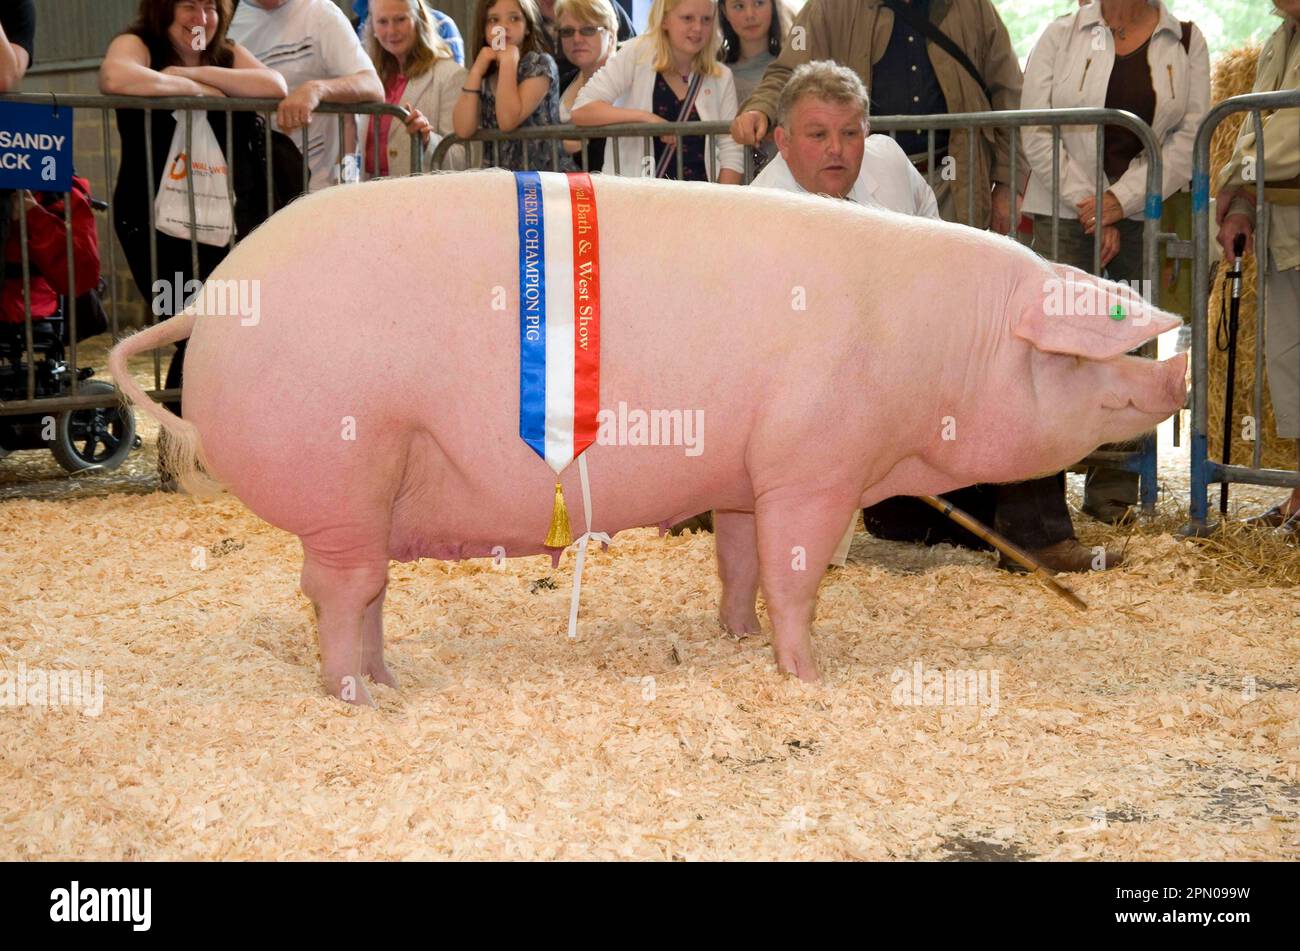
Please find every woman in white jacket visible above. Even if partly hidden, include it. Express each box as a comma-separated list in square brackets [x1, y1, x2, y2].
[1022, 0, 1209, 524]
[571, 0, 744, 183]
[360, 0, 472, 174]
[1023, 0, 1209, 261]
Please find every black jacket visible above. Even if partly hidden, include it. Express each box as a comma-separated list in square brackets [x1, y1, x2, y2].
[113, 108, 302, 245]
[113, 108, 305, 306]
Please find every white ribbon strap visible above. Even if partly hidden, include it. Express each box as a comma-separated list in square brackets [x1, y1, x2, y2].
[567, 453, 611, 640]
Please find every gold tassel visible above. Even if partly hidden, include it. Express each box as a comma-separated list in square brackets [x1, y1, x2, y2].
[544, 480, 572, 548]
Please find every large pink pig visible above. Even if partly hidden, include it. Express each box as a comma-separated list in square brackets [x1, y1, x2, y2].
[109, 171, 1186, 703]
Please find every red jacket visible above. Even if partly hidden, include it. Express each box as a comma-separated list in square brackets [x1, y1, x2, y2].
[2, 176, 101, 324]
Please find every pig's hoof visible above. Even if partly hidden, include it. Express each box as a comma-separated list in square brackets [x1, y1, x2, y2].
[325, 672, 376, 706]
[773, 642, 820, 683]
[367, 661, 400, 690]
[719, 607, 761, 638]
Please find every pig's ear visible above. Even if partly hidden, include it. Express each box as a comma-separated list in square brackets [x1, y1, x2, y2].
[1013, 262, 1180, 360]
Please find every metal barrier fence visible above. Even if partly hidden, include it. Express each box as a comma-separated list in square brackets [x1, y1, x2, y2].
[1186, 87, 1300, 532]
[0, 93, 415, 426]
[433, 107, 1169, 509]
[0, 94, 1173, 499]
[433, 107, 1163, 256]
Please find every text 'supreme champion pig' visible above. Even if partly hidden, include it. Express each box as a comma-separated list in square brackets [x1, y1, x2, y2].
[109, 171, 1188, 704]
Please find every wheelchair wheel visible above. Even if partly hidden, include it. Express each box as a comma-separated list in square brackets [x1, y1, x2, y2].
[51, 381, 136, 473]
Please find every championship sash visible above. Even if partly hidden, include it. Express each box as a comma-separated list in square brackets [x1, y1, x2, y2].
[515, 170, 601, 547]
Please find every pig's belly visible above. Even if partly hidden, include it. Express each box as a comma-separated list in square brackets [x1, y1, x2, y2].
[382, 430, 756, 562]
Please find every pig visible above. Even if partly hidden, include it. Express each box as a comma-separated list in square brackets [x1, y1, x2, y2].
[108, 171, 1187, 703]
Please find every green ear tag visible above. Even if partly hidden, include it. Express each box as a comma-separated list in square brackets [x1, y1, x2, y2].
[1110, 304, 1126, 321]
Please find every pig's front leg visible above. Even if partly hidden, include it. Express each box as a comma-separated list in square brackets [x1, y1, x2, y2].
[714, 509, 761, 636]
[754, 492, 857, 682]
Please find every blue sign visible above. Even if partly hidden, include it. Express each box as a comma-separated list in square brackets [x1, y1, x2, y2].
[0, 101, 73, 191]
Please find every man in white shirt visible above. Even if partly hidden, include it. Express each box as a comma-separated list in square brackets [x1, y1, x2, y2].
[748, 61, 1121, 574]
[231, 0, 384, 191]
[751, 61, 940, 218]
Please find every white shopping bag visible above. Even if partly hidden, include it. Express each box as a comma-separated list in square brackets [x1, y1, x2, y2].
[154, 110, 234, 246]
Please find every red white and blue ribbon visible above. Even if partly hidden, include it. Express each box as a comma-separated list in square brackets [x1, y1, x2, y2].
[515, 170, 601, 475]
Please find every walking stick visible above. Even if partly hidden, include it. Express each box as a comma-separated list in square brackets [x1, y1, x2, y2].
[919, 495, 1088, 610]
[1218, 233, 1247, 515]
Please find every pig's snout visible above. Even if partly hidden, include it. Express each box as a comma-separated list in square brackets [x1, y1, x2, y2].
[1102, 348, 1185, 415]
[1102, 351, 1188, 419]
[1162, 350, 1190, 414]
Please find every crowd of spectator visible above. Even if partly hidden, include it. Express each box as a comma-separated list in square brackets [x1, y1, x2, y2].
[0, 0, 1297, 551]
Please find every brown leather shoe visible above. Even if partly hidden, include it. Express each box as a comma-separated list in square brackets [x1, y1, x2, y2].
[998, 539, 1124, 574]
[1243, 505, 1299, 529]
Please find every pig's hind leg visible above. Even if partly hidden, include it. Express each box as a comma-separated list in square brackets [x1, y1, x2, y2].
[714, 509, 761, 636]
[361, 583, 399, 689]
[754, 491, 859, 682]
[300, 542, 393, 705]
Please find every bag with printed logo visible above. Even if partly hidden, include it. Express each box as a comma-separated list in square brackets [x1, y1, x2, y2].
[154, 110, 234, 246]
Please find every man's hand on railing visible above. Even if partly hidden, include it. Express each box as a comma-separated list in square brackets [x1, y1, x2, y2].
[730, 110, 768, 146]
[278, 80, 325, 133]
